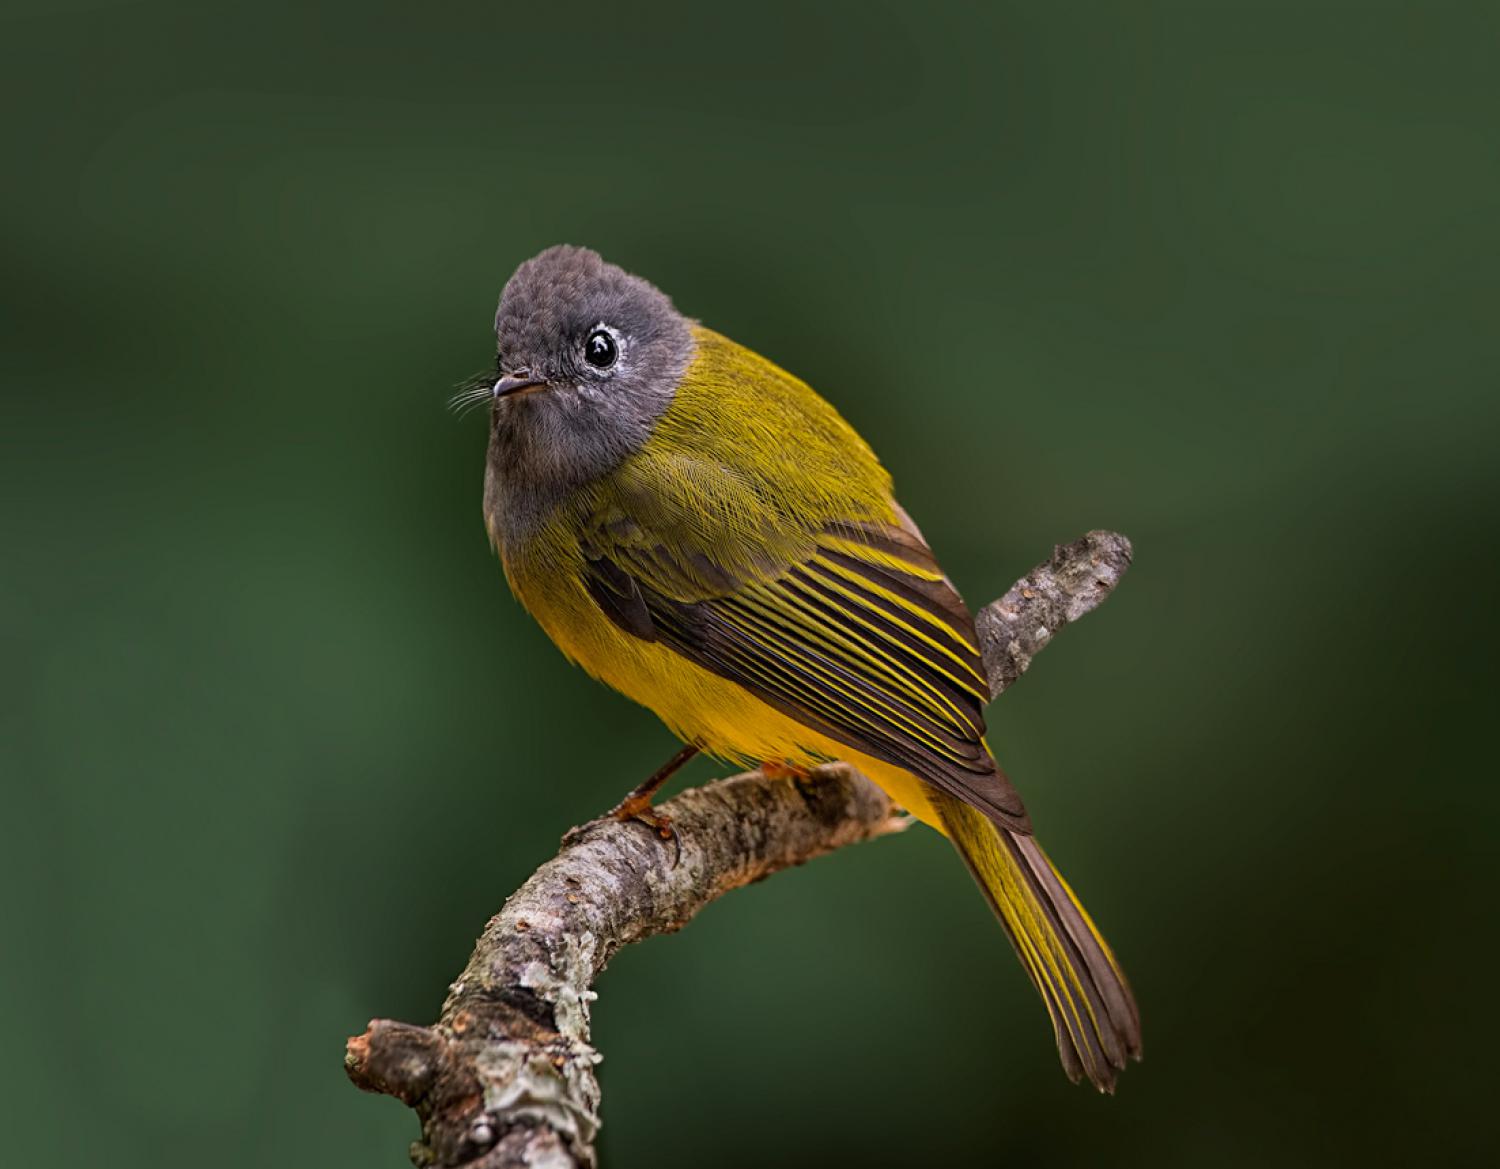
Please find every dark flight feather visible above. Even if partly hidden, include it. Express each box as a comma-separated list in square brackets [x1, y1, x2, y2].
[579, 518, 1031, 831]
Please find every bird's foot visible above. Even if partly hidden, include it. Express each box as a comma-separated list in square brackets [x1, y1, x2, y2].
[601, 789, 680, 865]
[759, 759, 814, 781]
[607, 788, 676, 840]
[562, 795, 678, 860]
[562, 743, 698, 863]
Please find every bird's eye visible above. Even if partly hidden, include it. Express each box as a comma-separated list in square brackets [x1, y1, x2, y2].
[584, 328, 619, 370]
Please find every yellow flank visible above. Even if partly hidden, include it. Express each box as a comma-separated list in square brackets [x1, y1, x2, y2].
[485, 246, 1140, 1089]
[499, 326, 948, 827]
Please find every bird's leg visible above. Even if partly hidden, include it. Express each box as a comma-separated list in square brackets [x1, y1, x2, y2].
[603, 743, 700, 842]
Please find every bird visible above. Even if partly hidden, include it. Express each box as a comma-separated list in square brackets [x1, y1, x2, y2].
[470, 244, 1141, 1090]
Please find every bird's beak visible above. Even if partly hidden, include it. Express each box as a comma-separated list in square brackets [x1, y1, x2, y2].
[492, 371, 549, 399]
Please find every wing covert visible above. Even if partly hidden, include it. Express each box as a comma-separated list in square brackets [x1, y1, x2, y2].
[579, 509, 1029, 829]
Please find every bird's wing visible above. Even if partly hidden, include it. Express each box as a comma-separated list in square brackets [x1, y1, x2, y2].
[577, 481, 1030, 830]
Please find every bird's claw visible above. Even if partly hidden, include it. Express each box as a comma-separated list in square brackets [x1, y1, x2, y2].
[760, 759, 814, 781]
[613, 798, 681, 865]
[562, 795, 682, 866]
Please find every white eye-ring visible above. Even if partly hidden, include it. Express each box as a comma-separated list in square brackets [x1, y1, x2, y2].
[583, 323, 623, 371]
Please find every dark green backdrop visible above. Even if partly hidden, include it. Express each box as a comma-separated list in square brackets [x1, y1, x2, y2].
[4, 2, 1496, 1165]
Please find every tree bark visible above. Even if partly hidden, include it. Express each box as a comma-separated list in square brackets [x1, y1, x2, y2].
[345, 531, 1134, 1168]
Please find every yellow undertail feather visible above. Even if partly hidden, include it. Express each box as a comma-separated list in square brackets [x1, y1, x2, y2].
[935, 791, 1142, 1092]
[494, 316, 1140, 1087]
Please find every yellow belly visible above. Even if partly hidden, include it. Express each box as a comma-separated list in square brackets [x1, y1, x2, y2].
[514, 565, 943, 829]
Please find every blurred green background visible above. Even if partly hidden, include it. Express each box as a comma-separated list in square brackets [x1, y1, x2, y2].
[4, 1, 1496, 1165]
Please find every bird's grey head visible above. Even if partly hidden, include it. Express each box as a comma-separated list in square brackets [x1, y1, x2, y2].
[485, 246, 693, 525]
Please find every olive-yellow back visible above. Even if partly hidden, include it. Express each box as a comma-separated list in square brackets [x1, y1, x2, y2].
[489, 325, 1141, 1089]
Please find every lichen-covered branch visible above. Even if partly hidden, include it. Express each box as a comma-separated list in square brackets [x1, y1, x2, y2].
[974, 529, 1134, 697]
[345, 530, 1133, 1168]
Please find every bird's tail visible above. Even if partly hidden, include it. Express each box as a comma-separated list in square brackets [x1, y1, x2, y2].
[936, 791, 1142, 1091]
